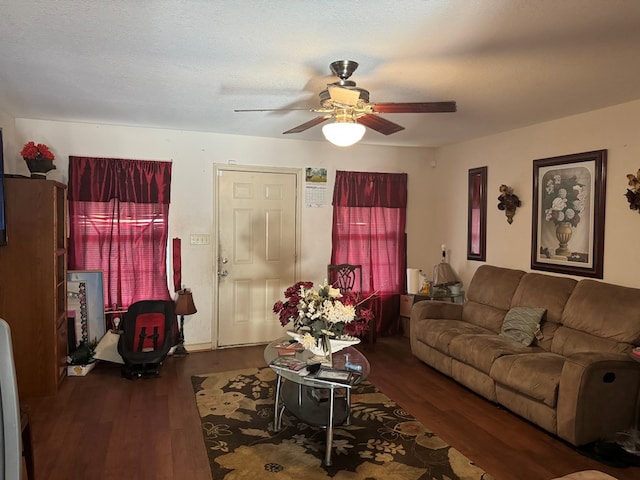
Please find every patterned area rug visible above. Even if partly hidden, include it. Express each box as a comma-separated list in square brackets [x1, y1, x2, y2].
[192, 367, 493, 479]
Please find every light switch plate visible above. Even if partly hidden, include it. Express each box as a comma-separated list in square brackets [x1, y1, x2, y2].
[190, 234, 210, 245]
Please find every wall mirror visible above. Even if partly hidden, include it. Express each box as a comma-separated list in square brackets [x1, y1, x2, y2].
[467, 166, 487, 261]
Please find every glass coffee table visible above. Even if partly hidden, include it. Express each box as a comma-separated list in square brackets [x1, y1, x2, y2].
[264, 337, 370, 466]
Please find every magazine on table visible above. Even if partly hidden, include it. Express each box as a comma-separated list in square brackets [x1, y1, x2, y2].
[272, 339, 305, 350]
[270, 355, 307, 372]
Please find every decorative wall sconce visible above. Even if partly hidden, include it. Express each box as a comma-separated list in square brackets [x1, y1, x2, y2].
[497, 184, 521, 224]
[625, 169, 640, 213]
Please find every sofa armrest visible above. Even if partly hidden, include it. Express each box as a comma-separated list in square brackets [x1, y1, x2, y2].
[410, 300, 463, 323]
[556, 351, 640, 446]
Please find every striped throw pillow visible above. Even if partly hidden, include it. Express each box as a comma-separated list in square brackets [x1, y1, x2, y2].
[500, 307, 546, 346]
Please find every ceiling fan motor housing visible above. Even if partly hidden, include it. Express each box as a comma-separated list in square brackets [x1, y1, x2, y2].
[330, 60, 359, 80]
[319, 87, 370, 107]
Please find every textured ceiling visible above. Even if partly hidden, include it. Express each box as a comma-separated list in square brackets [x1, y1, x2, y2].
[2, 1, 640, 147]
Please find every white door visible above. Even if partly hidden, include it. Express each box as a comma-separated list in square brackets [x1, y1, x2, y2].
[215, 166, 300, 347]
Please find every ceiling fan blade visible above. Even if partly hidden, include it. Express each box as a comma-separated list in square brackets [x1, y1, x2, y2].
[234, 108, 312, 112]
[358, 115, 405, 135]
[372, 101, 457, 114]
[283, 115, 331, 134]
[328, 85, 360, 106]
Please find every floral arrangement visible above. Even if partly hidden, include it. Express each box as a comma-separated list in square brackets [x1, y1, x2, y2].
[273, 280, 373, 349]
[497, 184, 521, 224]
[625, 169, 640, 214]
[543, 173, 587, 228]
[20, 141, 55, 161]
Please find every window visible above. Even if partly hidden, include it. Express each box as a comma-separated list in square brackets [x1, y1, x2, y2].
[331, 171, 407, 335]
[68, 157, 172, 309]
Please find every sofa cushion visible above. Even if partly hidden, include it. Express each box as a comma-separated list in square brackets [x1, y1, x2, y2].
[500, 307, 546, 346]
[419, 319, 491, 355]
[491, 352, 566, 408]
[551, 326, 629, 357]
[466, 265, 526, 311]
[510, 272, 577, 350]
[448, 334, 543, 375]
[461, 301, 508, 334]
[463, 265, 526, 332]
[561, 280, 640, 347]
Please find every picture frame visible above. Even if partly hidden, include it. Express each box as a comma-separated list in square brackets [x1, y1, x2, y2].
[531, 150, 607, 278]
[67, 270, 106, 343]
[316, 368, 353, 384]
[467, 166, 487, 261]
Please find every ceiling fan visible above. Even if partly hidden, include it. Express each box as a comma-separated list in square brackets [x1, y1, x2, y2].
[234, 60, 457, 146]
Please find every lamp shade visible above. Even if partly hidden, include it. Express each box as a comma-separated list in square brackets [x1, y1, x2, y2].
[322, 122, 366, 147]
[175, 290, 197, 316]
[433, 262, 460, 286]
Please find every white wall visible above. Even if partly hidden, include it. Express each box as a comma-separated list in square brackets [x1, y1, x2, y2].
[420, 99, 640, 290]
[15, 99, 639, 349]
[13, 118, 436, 348]
[0, 111, 19, 171]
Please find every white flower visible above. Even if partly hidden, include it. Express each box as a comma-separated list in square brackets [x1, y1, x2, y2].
[565, 209, 575, 219]
[326, 285, 342, 299]
[324, 301, 356, 324]
[551, 197, 567, 211]
[572, 200, 583, 213]
[545, 208, 553, 221]
[300, 333, 317, 349]
[545, 179, 555, 195]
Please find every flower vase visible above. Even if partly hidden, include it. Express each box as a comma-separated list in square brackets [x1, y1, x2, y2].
[555, 222, 573, 257]
[25, 158, 56, 179]
[309, 335, 332, 365]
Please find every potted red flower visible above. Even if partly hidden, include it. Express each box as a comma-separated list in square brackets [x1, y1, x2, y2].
[21, 141, 56, 179]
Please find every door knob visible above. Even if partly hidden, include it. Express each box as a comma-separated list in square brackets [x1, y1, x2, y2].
[218, 269, 229, 277]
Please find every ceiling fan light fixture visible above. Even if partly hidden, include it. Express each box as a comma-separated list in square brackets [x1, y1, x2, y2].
[322, 122, 366, 147]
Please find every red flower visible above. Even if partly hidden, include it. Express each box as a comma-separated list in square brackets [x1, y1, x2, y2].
[21, 141, 55, 161]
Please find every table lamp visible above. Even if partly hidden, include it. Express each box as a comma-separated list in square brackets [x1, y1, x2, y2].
[433, 244, 460, 287]
[174, 288, 197, 356]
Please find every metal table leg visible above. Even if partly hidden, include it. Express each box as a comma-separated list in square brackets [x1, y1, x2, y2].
[273, 373, 284, 431]
[324, 384, 336, 466]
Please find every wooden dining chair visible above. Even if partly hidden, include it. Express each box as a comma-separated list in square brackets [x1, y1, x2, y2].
[327, 264, 362, 295]
[327, 264, 376, 348]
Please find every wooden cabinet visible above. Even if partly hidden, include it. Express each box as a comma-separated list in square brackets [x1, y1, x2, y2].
[0, 177, 67, 398]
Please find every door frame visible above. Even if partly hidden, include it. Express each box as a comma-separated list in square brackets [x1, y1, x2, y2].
[212, 164, 302, 349]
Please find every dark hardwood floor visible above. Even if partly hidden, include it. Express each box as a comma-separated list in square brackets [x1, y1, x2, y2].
[24, 335, 639, 480]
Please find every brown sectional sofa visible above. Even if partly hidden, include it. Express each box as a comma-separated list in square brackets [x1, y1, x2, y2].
[410, 264, 640, 446]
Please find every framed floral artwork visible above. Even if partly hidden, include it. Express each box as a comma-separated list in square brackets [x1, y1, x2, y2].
[531, 150, 607, 278]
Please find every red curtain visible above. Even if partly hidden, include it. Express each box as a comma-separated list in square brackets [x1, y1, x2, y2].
[68, 156, 172, 309]
[331, 171, 407, 335]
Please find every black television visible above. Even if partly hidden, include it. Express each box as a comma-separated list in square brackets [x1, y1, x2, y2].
[0, 128, 6, 246]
